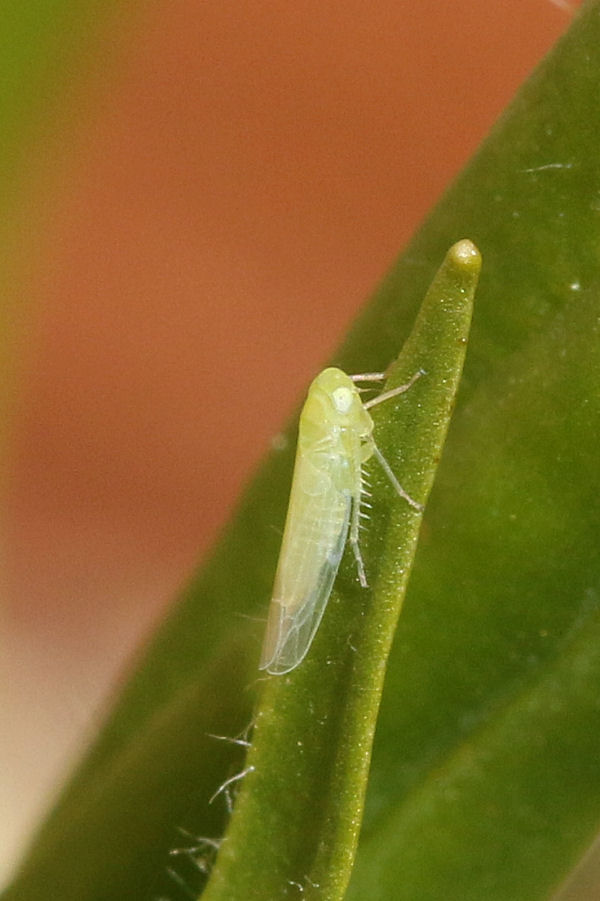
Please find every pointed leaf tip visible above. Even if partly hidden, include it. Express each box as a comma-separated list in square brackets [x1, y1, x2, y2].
[449, 238, 481, 273]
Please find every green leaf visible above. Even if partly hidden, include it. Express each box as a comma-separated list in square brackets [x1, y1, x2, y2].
[5, 2, 600, 900]
[199, 240, 479, 901]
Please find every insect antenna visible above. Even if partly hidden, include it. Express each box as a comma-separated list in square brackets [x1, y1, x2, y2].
[350, 371, 386, 382]
[363, 368, 425, 410]
[371, 444, 423, 511]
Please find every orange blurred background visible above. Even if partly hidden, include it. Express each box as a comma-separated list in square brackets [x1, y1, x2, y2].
[2, 0, 576, 884]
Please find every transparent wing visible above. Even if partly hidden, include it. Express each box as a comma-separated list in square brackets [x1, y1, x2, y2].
[260, 496, 351, 675]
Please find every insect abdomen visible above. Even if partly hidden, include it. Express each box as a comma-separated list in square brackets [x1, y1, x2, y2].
[273, 459, 348, 613]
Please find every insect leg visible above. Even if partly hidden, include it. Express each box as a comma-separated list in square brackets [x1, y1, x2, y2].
[363, 369, 425, 410]
[349, 457, 369, 587]
[349, 499, 368, 587]
[350, 371, 386, 382]
[372, 444, 423, 511]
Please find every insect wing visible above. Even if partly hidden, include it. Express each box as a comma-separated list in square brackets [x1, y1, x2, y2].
[260, 494, 350, 675]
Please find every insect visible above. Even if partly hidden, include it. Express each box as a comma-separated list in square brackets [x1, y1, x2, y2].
[259, 366, 423, 675]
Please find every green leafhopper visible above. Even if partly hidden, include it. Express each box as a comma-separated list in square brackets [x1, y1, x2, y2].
[260, 366, 423, 675]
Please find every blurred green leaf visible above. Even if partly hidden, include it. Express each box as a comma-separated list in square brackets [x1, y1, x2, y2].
[5, 2, 600, 900]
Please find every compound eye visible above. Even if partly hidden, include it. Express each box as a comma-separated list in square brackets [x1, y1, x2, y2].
[331, 386, 353, 414]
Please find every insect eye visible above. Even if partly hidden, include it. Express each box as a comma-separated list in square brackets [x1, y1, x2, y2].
[331, 386, 353, 414]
